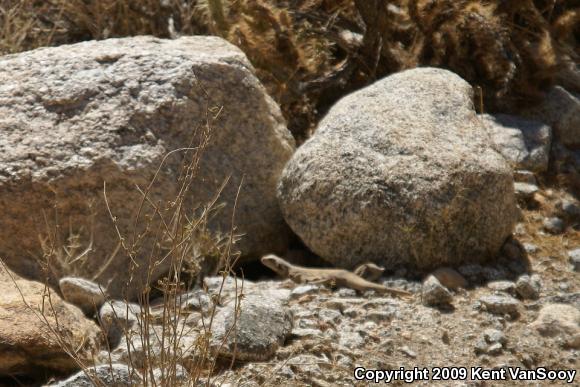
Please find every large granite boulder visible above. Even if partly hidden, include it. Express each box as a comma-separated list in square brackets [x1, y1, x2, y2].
[0, 265, 100, 376]
[0, 36, 295, 298]
[278, 68, 518, 270]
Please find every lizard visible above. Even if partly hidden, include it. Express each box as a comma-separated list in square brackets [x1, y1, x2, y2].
[260, 254, 411, 297]
[353, 262, 385, 281]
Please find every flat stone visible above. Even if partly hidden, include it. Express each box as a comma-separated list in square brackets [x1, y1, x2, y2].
[523, 243, 539, 254]
[560, 199, 580, 218]
[483, 329, 507, 345]
[290, 284, 321, 299]
[400, 346, 417, 358]
[53, 364, 141, 387]
[487, 280, 516, 295]
[479, 295, 520, 316]
[514, 182, 539, 200]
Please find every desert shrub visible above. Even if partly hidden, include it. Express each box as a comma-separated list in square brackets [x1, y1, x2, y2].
[1, 0, 578, 140]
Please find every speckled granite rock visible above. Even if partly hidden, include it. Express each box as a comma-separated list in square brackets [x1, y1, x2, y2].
[278, 67, 517, 269]
[0, 36, 295, 298]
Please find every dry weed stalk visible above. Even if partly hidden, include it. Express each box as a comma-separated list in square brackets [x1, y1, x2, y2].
[4, 72, 247, 386]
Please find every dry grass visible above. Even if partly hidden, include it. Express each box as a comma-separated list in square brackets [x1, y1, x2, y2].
[1, 1, 577, 140]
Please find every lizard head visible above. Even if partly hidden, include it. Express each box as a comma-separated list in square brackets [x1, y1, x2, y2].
[260, 254, 290, 277]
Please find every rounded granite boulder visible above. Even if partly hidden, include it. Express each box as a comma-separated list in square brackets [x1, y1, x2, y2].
[278, 67, 518, 270]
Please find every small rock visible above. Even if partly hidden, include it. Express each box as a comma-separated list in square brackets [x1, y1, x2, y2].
[59, 277, 107, 315]
[515, 275, 541, 300]
[568, 249, 580, 272]
[487, 343, 503, 355]
[400, 346, 417, 358]
[99, 301, 141, 346]
[290, 284, 321, 299]
[343, 308, 359, 318]
[431, 267, 468, 290]
[339, 331, 365, 349]
[559, 199, 580, 218]
[53, 364, 141, 387]
[421, 275, 453, 307]
[319, 309, 342, 325]
[523, 243, 539, 254]
[530, 304, 580, 349]
[210, 293, 293, 361]
[483, 329, 507, 345]
[514, 182, 539, 201]
[487, 281, 516, 295]
[336, 288, 357, 297]
[513, 170, 537, 184]
[542, 217, 565, 234]
[479, 295, 520, 317]
[180, 290, 212, 315]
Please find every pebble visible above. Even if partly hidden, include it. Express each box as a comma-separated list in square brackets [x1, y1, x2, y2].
[487, 281, 516, 295]
[523, 243, 539, 254]
[421, 275, 453, 307]
[291, 284, 321, 299]
[399, 346, 417, 358]
[514, 182, 539, 201]
[542, 217, 565, 234]
[487, 343, 503, 355]
[479, 295, 520, 317]
[515, 275, 541, 300]
[483, 329, 507, 345]
[568, 249, 580, 272]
